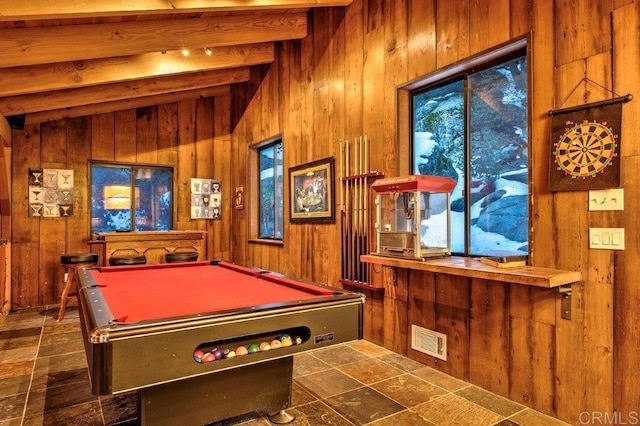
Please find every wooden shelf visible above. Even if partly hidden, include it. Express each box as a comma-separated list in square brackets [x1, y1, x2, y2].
[361, 255, 581, 288]
[341, 171, 384, 181]
[340, 278, 384, 293]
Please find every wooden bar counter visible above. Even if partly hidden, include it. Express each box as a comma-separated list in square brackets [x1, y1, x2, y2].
[89, 230, 206, 266]
[361, 254, 581, 288]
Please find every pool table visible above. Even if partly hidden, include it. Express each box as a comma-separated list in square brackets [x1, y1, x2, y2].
[76, 260, 364, 425]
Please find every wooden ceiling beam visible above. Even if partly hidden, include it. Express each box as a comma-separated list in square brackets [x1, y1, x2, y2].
[0, 0, 352, 21]
[0, 12, 306, 68]
[0, 67, 249, 115]
[24, 86, 230, 125]
[0, 43, 273, 97]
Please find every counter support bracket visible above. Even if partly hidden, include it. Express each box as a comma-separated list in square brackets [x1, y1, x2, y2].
[557, 285, 572, 320]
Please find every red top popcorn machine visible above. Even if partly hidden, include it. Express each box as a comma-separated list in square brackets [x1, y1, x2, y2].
[371, 175, 457, 259]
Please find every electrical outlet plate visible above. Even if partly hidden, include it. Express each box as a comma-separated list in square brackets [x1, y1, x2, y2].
[589, 188, 624, 211]
[589, 228, 625, 250]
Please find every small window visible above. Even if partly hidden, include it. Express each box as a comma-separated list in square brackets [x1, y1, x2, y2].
[411, 44, 528, 257]
[256, 138, 284, 240]
[90, 163, 173, 233]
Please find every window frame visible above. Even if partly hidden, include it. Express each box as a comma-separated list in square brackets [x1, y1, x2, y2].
[89, 160, 174, 235]
[248, 135, 284, 243]
[401, 37, 530, 257]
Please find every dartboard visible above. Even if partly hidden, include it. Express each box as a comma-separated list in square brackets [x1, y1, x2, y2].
[553, 120, 618, 178]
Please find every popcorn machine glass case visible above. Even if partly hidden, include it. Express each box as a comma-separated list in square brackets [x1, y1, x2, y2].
[371, 175, 457, 259]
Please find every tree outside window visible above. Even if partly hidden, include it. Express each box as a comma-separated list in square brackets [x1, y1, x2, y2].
[258, 140, 283, 239]
[412, 50, 528, 257]
[91, 163, 173, 233]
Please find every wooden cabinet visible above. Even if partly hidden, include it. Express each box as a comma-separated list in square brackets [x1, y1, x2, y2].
[90, 230, 206, 266]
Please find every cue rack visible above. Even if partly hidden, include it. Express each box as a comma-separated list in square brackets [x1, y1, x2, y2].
[339, 136, 382, 288]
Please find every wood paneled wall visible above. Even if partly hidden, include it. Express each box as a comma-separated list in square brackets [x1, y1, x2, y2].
[6, 0, 639, 423]
[10, 95, 232, 309]
[0, 122, 10, 316]
[229, 1, 640, 424]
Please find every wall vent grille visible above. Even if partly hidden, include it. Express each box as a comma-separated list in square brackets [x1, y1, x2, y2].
[411, 325, 447, 361]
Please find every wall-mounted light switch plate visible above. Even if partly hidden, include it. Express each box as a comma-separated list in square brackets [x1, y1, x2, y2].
[589, 228, 625, 250]
[588, 188, 624, 211]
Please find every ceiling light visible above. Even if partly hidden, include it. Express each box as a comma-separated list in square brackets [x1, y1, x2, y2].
[181, 48, 190, 57]
[204, 47, 212, 56]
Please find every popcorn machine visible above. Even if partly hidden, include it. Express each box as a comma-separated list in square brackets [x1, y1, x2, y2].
[371, 175, 457, 259]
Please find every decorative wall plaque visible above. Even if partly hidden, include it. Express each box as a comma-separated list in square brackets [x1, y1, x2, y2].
[29, 168, 74, 217]
[190, 178, 221, 219]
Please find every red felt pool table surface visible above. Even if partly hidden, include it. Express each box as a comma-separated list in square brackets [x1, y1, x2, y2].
[90, 261, 336, 323]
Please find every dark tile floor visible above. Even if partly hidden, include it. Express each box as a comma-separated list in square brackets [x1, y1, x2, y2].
[0, 306, 570, 426]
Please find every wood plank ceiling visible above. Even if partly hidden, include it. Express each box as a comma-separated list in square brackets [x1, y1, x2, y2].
[0, 1, 352, 125]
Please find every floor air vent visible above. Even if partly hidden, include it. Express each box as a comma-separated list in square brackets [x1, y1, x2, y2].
[411, 325, 447, 361]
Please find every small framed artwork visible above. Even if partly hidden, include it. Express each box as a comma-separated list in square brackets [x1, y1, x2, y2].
[190, 178, 221, 219]
[234, 185, 244, 210]
[289, 157, 335, 223]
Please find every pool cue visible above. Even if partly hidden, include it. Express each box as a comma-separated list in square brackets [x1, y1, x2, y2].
[364, 135, 369, 178]
[354, 138, 362, 282]
[358, 136, 367, 283]
[362, 135, 369, 284]
[343, 139, 348, 281]
[345, 139, 352, 281]
[339, 139, 345, 280]
[359, 136, 366, 283]
[360, 136, 364, 284]
[351, 137, 355, 282]
[350, 137, 356, 282]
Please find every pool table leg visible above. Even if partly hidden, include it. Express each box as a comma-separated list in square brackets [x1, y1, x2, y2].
[269, 409, 296, 424]
[138, 356, 294, 425]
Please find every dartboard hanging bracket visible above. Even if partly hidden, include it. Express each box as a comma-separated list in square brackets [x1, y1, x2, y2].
[547, 79, 631, 192]
[548, 77, 632, 117]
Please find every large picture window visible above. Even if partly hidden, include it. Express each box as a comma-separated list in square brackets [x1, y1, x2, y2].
[257, 139, 284, 239]
[411, 45, 528, 257]
[90, 163, 173, 233]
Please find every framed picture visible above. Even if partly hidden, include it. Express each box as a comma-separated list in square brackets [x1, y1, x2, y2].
[289, 157, 335, 223]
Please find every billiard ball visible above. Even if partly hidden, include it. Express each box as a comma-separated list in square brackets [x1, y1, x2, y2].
[294, 336, 302, 345]
[280, 335, 293, 347]
[213, 348, 223, 360]
[201, 352, 216, 363]
[224, 349, 236, 359]
[270, 339, 282, 349]
[193, 350, 205, 362]
[259, 341, 271, 351]
[236, 346, 248, 356]
[248, 343, 260, 353]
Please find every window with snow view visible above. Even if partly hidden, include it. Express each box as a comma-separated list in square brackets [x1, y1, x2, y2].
[411, 46, 528, 257]
[257, 138, 284, 240]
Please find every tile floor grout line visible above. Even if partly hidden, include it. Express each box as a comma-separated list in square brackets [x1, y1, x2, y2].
[299, 398, 358, 426]
[361, 408, 414, 425]
[19, 305, 49, 426]
[96, 392, 106, 426]
[380, 373, 455, 407]
[295, 380, 370, 401]
[499, 407, 531, 424]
